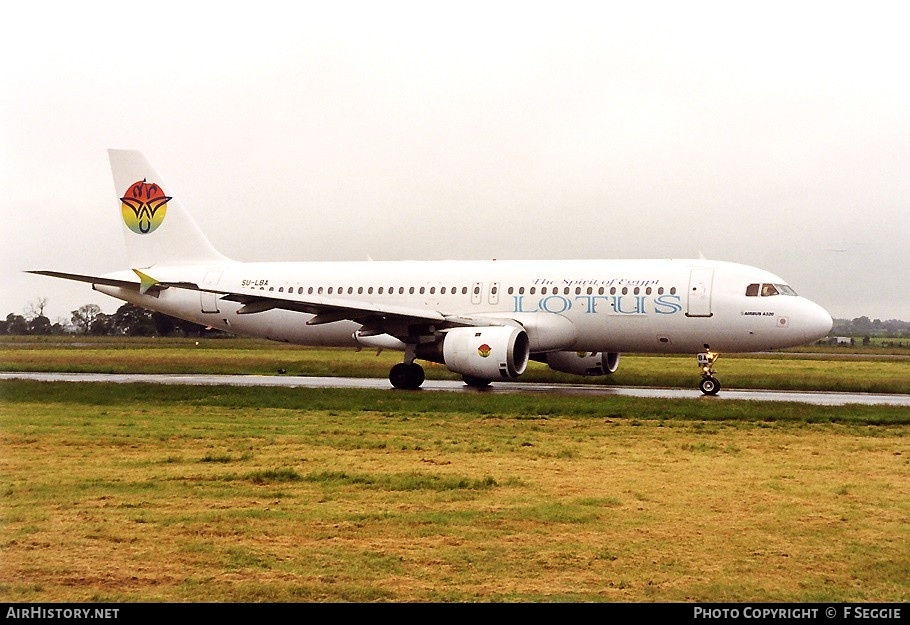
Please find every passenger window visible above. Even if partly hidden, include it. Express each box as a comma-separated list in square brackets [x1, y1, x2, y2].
[746, 283, 759, 297]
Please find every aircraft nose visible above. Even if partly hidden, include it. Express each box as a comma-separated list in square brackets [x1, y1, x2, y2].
[805, 300, 833, 341]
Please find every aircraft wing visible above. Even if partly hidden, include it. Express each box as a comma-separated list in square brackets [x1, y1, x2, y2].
[218, 291, 519, 343]
[218, 291, 447, 327]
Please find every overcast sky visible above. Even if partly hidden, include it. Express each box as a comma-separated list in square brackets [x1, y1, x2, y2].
[2, 1, 908, 323]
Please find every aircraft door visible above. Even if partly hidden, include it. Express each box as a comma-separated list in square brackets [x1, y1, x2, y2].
[686, 268, 714, 317]
[201, 270, 223, 314]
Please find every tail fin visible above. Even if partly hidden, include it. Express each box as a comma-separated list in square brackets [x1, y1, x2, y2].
[109, 149, 228, 268]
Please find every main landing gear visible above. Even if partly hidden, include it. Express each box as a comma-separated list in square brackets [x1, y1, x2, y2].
[696, 345, 721, 396]
[389, 344, 425, 389]
[389, 362, 425, 389]
[462, 375, 491, 388]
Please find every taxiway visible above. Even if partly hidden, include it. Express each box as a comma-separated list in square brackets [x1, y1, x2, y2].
[2, 372, 908, 406]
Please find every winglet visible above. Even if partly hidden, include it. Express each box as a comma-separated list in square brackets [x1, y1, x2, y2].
[132, 269, 159, 295]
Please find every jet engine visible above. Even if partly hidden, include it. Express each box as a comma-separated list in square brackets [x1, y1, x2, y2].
[541, 351, 620, 376]
[417, 326, 531, 379]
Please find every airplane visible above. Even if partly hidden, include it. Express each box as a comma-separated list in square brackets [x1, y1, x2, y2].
[30, 150, 834, 395]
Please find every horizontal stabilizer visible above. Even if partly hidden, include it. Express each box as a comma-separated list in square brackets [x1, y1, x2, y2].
[28, 270, 201, 294]
[27, 270, 141, 290]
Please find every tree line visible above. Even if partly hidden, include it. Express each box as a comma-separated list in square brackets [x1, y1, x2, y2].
[831, 316, 910, 337]
[2, 300, 221, 337]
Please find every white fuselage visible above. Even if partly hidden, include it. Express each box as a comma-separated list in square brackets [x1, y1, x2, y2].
[96, 258, 833, 355]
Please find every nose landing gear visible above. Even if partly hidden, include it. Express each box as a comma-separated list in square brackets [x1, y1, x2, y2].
[697, 345, 720, 395]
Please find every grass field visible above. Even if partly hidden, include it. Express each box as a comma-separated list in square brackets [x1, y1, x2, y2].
[1, 338, 908, 602]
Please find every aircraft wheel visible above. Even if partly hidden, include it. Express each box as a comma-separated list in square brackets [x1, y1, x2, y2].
[389, 362, 425, 389]
[699, 376, 721, 396]
[463, 375, 492, 388]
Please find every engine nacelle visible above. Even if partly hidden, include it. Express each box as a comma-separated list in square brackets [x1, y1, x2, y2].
[418, 326, 531, 379]
[543, 351, 620, 376]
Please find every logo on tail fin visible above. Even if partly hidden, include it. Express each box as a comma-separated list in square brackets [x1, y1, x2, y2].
[120, 179, 171, 234]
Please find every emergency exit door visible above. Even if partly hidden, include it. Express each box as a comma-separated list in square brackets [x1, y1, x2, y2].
[200, 271, 223, 314]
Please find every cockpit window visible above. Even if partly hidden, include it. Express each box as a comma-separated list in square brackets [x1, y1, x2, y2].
[775, 284, 798, 296]
[746, 283, 798, 297]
